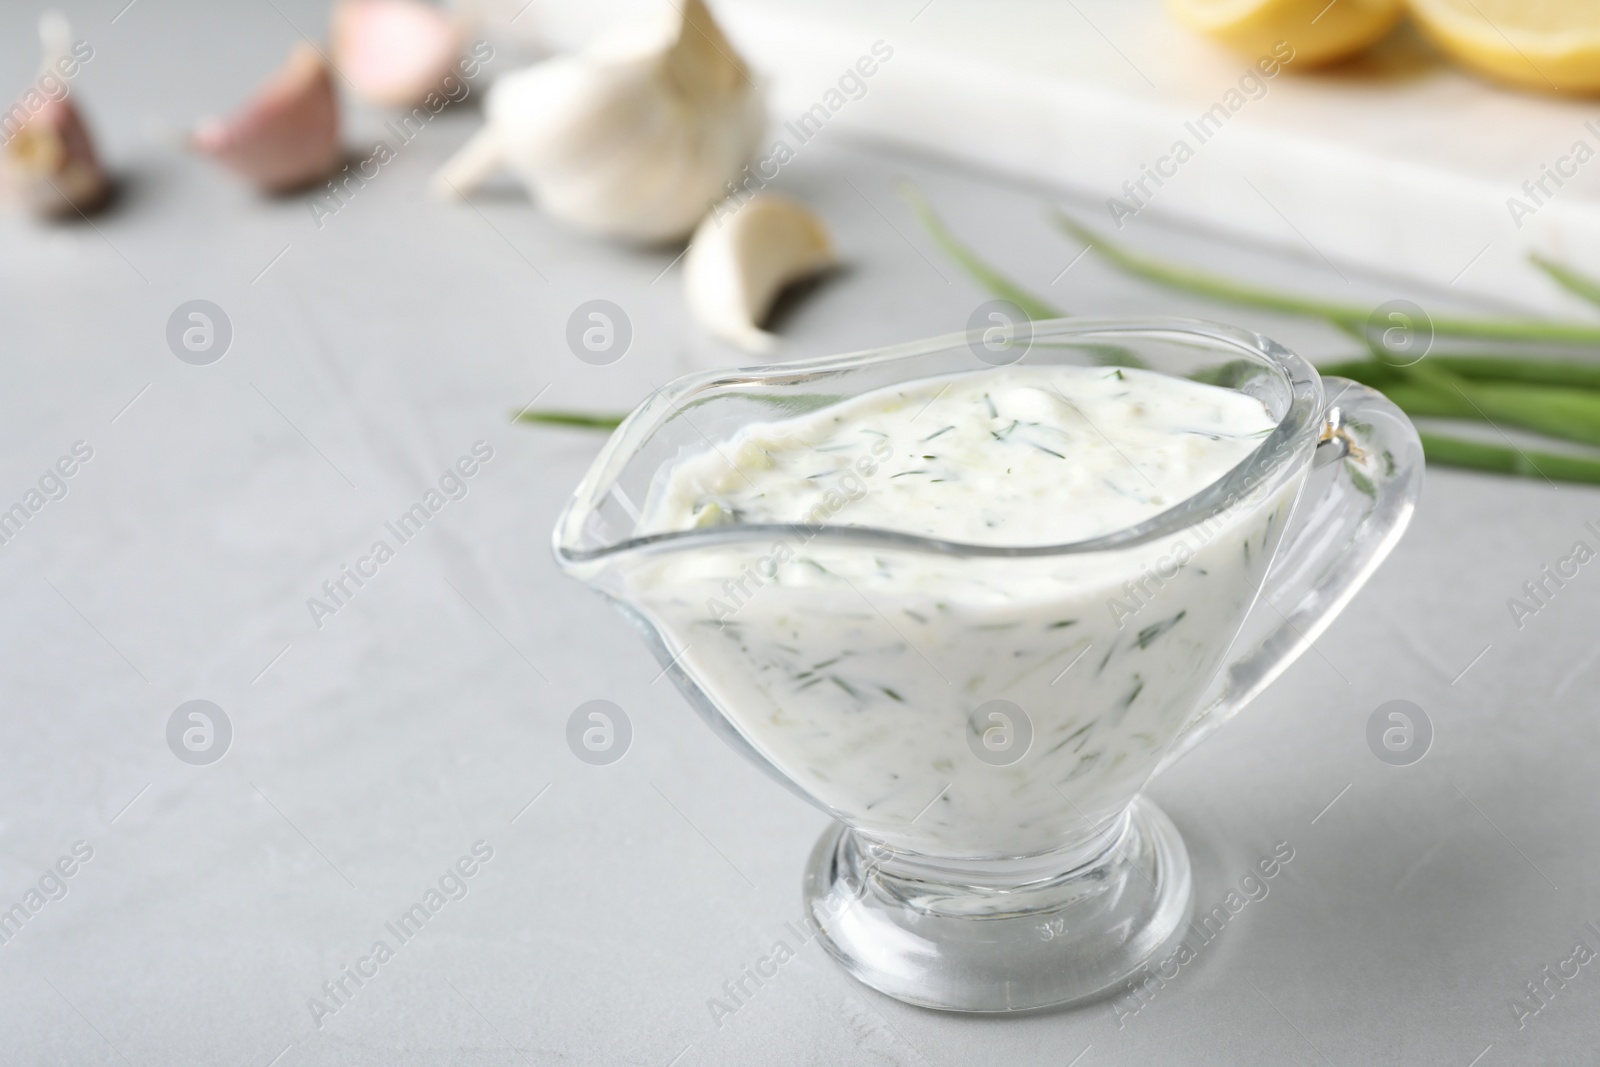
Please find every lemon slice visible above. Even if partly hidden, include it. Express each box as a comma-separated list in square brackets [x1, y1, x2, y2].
[1167, 0, 1405, 68]
[1408, 0, 1600, 95]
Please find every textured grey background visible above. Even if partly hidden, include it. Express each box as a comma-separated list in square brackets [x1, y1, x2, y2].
[1, 2, 1597, 1065]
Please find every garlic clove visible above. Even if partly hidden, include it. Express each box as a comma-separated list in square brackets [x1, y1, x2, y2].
[433, 0, 765, 244]
[683, 194, 835, 353]
[2, 11, 111, 219]
[331, 0, 462, 109]
[3, 95, 112, 219]
[191, 43, 343, 194]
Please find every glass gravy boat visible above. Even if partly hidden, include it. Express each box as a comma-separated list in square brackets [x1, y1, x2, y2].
[554, 319, 1421, 1012]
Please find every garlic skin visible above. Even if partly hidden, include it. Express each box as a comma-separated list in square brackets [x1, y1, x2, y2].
[191, 43, 342, 194]
[433, 0, 765, 244]
[332, 0, 463, 108]
[684, 194, 835, 353]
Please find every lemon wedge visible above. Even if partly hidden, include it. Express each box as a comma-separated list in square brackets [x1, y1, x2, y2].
[1167, 0, 1405, 67]
[1408, 0, 1600, 95]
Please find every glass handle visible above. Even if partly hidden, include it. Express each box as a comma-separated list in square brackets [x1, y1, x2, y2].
[1156, 378, 1424, 774]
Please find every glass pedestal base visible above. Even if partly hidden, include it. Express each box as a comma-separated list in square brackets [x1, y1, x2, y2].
[801, 795, 1193, 1012]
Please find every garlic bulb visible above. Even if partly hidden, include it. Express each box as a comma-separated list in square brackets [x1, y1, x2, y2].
[2, 12, 110, 219]
[191, 43, 342, 194]
[684, 194, 835, 352]
[433, 0, 765, 243]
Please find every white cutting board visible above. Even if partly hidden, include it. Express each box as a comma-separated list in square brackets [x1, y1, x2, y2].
[492, 0, 1600, 315]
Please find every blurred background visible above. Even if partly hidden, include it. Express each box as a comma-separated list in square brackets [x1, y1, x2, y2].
[4, 0, 1600, 1063]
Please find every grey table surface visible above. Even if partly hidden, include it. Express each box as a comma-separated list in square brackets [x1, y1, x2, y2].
[3, 2, 1599, 1065]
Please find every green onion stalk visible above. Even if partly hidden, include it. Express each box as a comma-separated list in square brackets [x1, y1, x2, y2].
[902, 187, 1600, 486]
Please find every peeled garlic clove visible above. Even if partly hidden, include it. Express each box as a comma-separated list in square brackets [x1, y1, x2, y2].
[3, 95, 111, 218]
[433, 0, 765, 244]
[332, 0, 462, 108]
[191, 43, 342, 194]
[684, 194, 835, 353]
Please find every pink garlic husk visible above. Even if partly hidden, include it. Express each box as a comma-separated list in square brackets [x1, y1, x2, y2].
[191, 43, 342, 194]
[2, 94, 111, 218]
[332, 0, 463, 108]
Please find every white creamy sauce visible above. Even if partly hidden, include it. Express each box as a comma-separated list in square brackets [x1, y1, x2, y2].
[627, 365, 1299, 858]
